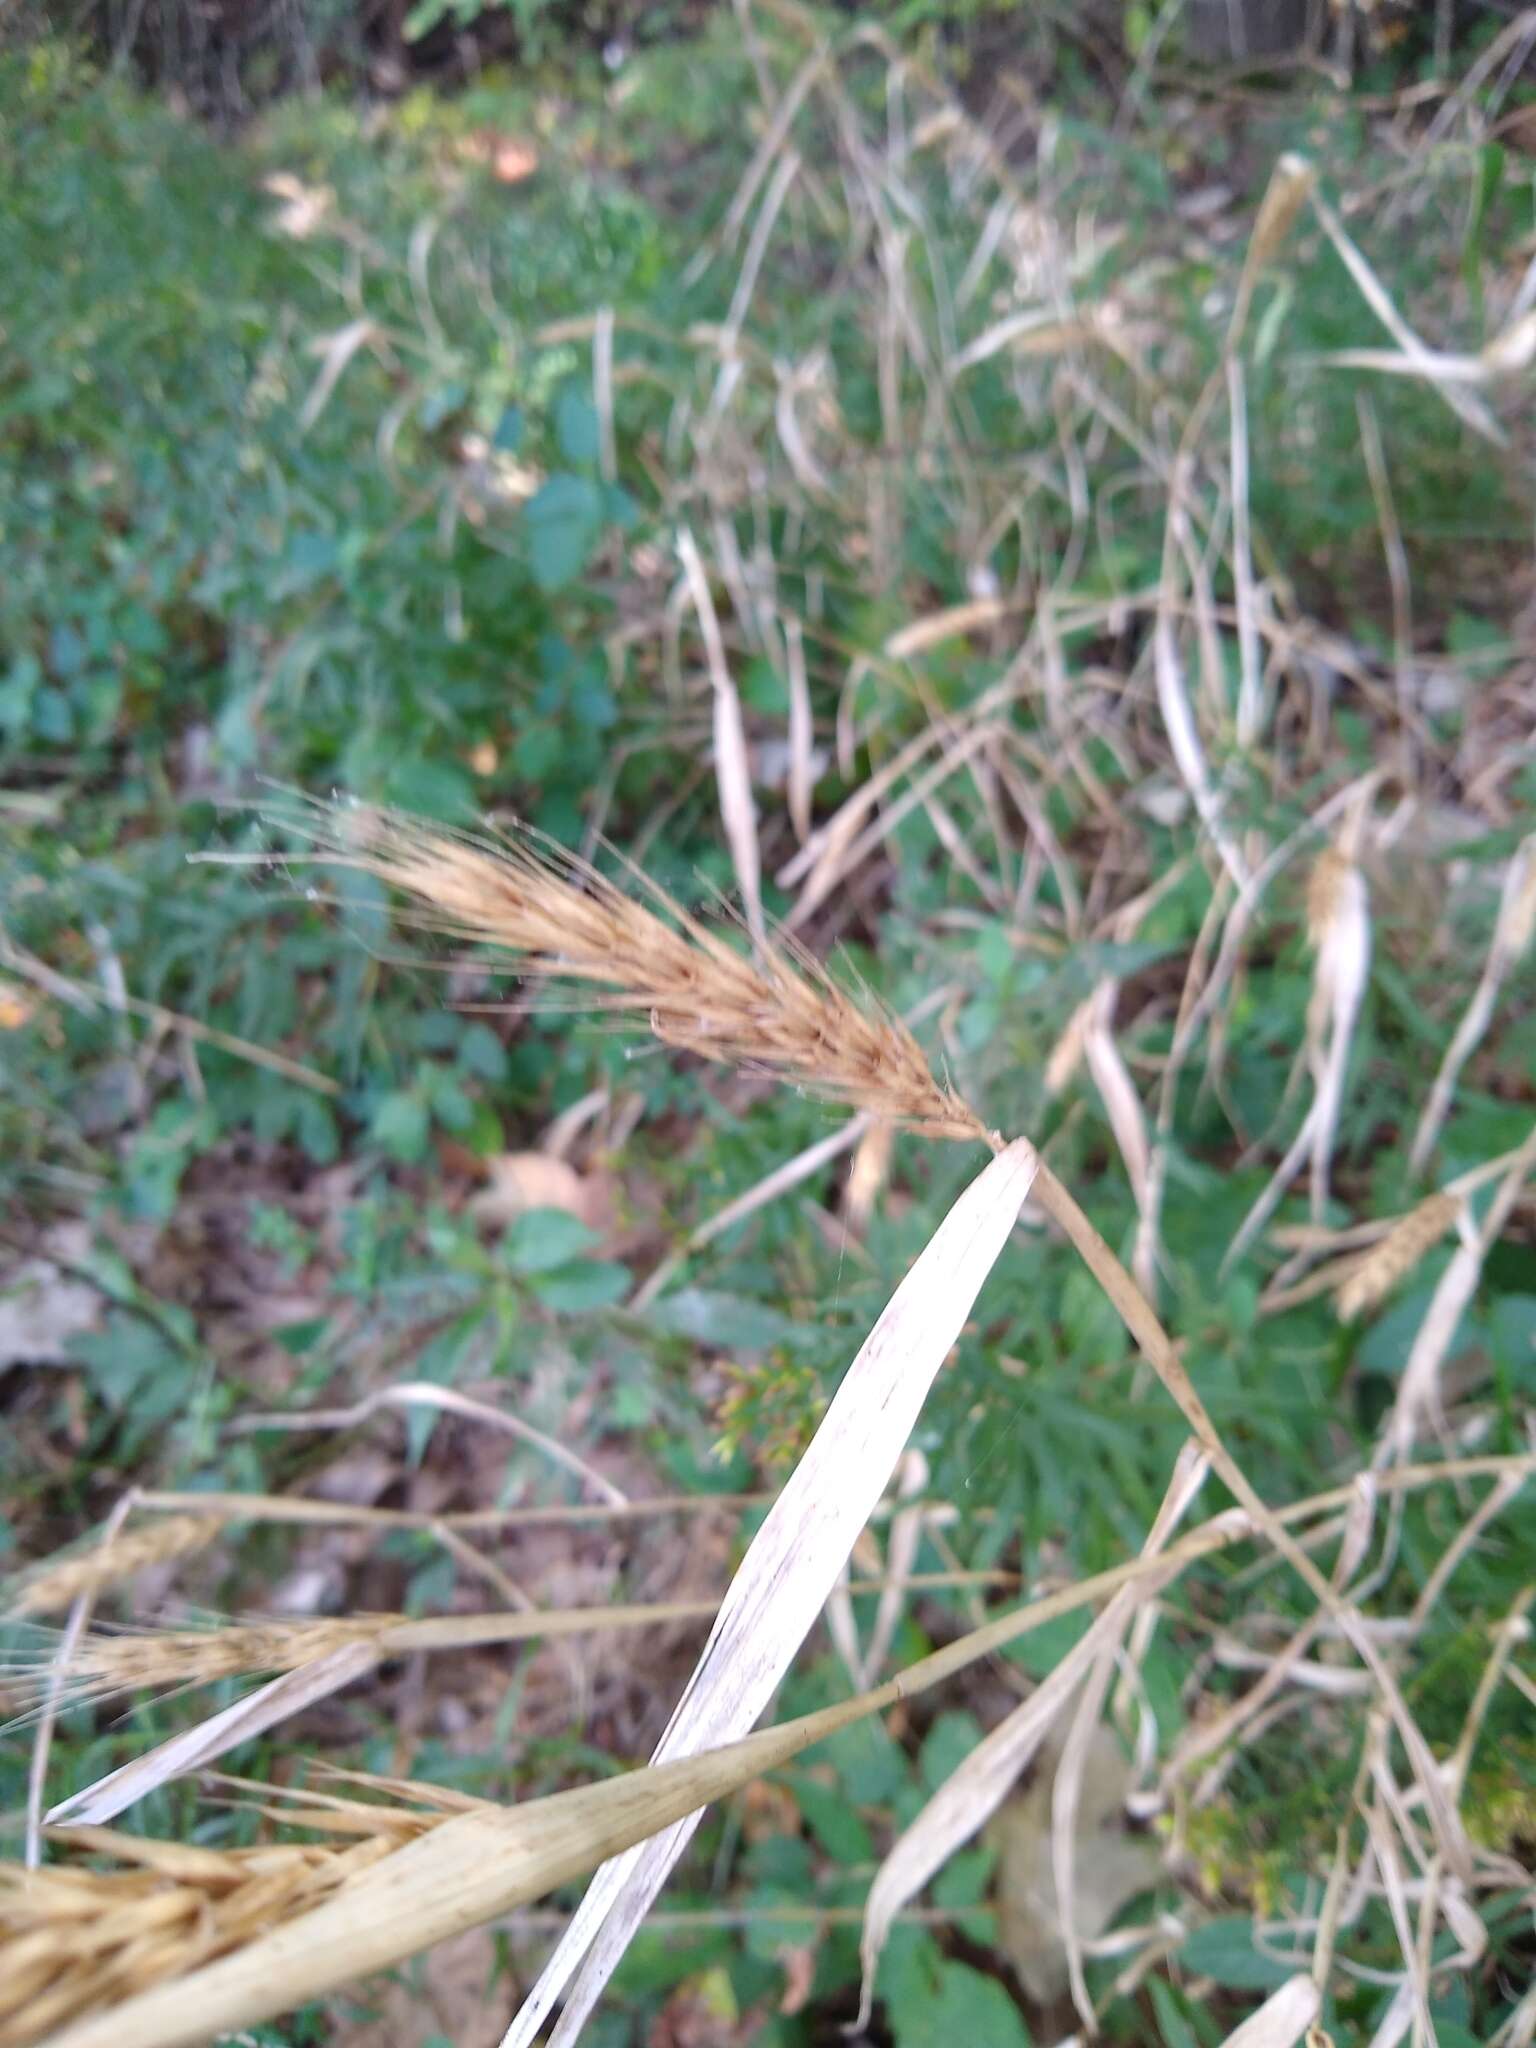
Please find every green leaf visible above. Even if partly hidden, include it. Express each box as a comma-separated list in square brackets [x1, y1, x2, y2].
[72, 1313, 186, 1417]
[530, 1260, 631, 1313]
[555, 385, 601, 466]
[645, 1289, 809, 1352]
[788, 1772, 874, 1862]
[932, 1843, 995, 1910]
[525, 473, 604, 591]
[820, 1718, 907, 1806]
[457, 1022, 508, 1082]
[493, 404, 524, 452]
[370, 1091, 430, 1163]
[1178, 1916, 1296, 1991]
[1489, 1295, 1536, 1388]
[1149, 1976, 1201, 2048]
[887, 1955, 1033, 2048]
[920, 1710, 982, 1793]
[383, 755, 474, 821]
[295, 1094, 340, 1165]
[505, 1207, 601, 1274]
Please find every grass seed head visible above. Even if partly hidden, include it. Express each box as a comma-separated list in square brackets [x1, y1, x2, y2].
[306, 803, 988, 1142]
[1337, 1193, 1461, 1322]
[3, 1516, 222, 1622]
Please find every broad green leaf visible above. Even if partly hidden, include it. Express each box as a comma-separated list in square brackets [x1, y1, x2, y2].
[530, 1261, 632, 1314]
[1178, 1917, 1296, 1992]
[525, 473, 605, 591]
[505, 1208, 602, 1275]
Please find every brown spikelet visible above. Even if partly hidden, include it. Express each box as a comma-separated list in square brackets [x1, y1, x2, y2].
[13, 1617, 394, 1709]
[278, 801, 989, 1143]
[1306, 846, 1350, 946]
[3, 1515, 221, 1621]
[1336, 1193, 1460, 1322]
[0, 1785, 460, 2048]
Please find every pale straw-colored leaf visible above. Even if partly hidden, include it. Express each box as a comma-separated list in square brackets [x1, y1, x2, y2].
[1409, 833, 1536, 1175]
[298, 318, 377, 436]
[852, 1447, 929, 1689]
[678, 526, 766, 949]
[854, 1573, 1167, 2029]
[1226, 355, 1266, 750]
[592, 305, 617, 484]
[1153, 612, 1247, 892]
[1051, 1443, 1208, 2023]
[1378, 1131, 1536, 1467]
[1304, 183, 1504, 444]
[845, 1114, 895, 1238]
[1305, 842, 1372, 1221]
[783, 612, 815, 844]
[1215, 1974, 1320, 2048]
[501, 1138, 1040, 2048]
[46, 1642, 382, 1828]
[1223, 835, 1372, 1276]
[883, 597, 1014, 659]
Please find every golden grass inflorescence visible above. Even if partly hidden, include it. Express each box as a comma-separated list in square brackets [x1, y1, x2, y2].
[285, 800, 990, 1144]
[1336, 1192, 1461, 1322]
[2, 1517, 223, 1624]
[0, 1783, 468, 2048]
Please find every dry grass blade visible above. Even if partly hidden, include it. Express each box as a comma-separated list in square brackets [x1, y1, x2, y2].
[44, 1643, 384, 1829]
[677, 526, 767, 950]
[249, 800, 987, 1142]
[225, 1379, 625, 1505]
[1216, 1974, 1320, 2048]
[501, 1139, 1039, 2048]
[1223, 832, 1372, 1275]
[32, 1691, 926, 2048]
[1408, 832, 1536, 1176]
[1303, 182, 1504, 444]
[1377, 1130, 1536, 1468]
[1029, 1161, 1473, 1878]
[855, 1443, 1206, 2028]
[2, 1515, 221, 1623]
[854, 1573, 1173, 2029]
[1050, 1443, 1209, 2025]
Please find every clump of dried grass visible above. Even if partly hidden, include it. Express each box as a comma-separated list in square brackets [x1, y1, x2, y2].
[265, 800, 988, 1144]
[0, 1781, 466, 2048]
[2, 1517, 221, 1623]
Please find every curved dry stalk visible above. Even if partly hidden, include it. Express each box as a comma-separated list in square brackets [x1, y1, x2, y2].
[233, 799, 987, 1143]
[225, 1379, 626, 1506]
